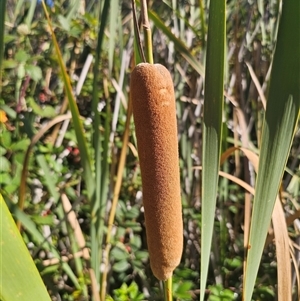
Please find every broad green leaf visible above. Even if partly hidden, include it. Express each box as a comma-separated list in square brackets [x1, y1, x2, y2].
[243, 1, 300, 300]
[111, 247, 129, 261]
[0, 172, 12, 185]
[10, 138, 30, 152]
[0, 194, 51, 301]
[0, 156, 10, 172]
[25, 65, 42, 81]
[0, 104, 17, 119]
[0, 146, 6, 155]
[175, 281, 193, 294]
[15, 49, 30, 63]
[27, 97, 56, 118]
[201, 1, 225, 301]
[1, 130, 12, 148]
[113, 260, 130, 273]
[58, 15, 70, 31]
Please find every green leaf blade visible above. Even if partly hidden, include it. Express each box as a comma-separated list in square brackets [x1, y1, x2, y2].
[41, 1, 95, 201]
[0, 195, 52, 301]
[201, 1, 226, 301]
[244, 1, 300, 300]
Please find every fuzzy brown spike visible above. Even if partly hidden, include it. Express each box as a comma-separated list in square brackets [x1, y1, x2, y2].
[130, 63, 183, 281]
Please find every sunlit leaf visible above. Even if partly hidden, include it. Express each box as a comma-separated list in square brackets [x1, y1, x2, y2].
[200, 1, 225, 300]
[243, 1, 300, 300]
[0, 194, 51, 301]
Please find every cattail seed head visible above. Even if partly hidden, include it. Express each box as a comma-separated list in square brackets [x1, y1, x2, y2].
[130, 63, 183, 280]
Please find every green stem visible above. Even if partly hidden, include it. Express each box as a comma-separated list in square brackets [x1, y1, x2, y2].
[164, 277, 173, 301]
[141, 0, 153, 64]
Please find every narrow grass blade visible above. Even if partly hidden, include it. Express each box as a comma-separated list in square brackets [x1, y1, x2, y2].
[0, 194, 51, 301]
[148, 8, 204, 76]
[25, 0, 37, 28]
[108, 0, 119, 73]
[243, 1, 300, 300]
[90, 0, 110, 285]
[100, 100, 132, 301]
[200, 1, 225, 301]
[13, 0, 24, 23]
[222, 146, 293, 299]
[18, 113, 71, 229]
[0, 0, 6, 94]
[10, 203, 81, 289]
[41, 2, 94, 200]
[91, 0, 110, 212]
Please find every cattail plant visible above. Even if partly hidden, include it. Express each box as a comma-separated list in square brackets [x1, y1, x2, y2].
[130, 63, 183, 281]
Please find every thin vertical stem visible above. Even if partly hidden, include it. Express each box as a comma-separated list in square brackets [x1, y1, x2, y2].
[141, 0, 153, 64]
[164, 277, 173, 301]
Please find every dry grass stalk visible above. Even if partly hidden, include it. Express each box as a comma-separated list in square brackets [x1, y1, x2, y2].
[130, 63, 183, 280]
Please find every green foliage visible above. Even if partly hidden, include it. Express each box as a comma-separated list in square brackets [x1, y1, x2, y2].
[107, 282, 145, 301]
[0, 0, 299, 300]
[0, 194, 51, 301]
[201, 2, 225, 300]
[173, 281, 194, 300]
[243, 1, 300, 300]
[208, 285, 236, 301]
[0, 116, 30, 196]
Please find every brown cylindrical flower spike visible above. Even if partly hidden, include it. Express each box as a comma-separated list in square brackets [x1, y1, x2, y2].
[130, 63, 183, 281]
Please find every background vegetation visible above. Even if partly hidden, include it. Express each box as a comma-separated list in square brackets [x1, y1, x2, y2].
[0, 0, 299, 300]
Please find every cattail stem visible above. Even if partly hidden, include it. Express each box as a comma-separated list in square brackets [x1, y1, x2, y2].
[164, 277, 173, 301]
[141, 0, 153, 64]
[131, 63, 183, 281]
